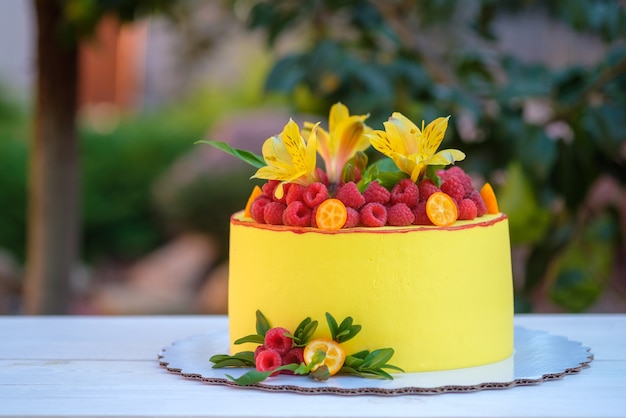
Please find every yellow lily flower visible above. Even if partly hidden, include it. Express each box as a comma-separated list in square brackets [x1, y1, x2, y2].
[368, 113, 465, 182]
[307, 102, 371, 184]
[252, 119, 319, 198]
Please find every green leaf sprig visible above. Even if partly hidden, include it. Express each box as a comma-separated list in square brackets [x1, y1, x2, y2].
[341, 349, 404, 380]
[287, 316, 318, 347]
[196, 140, 266, 169]
[325, 312, 361, 343]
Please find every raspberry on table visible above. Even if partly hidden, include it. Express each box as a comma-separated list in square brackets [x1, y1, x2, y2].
[250, 196, 272, 223]
[418, 179, 440, 202]
[360, 202, 388, 227]
[264, 327, 294, 355]
[363, 181, 391, 204]
[387, 203, 415, 226]
[440, 177, 465, 204]
[280, 347, 305, 374]
[255, 349, 282, 376]
[254, 345, 266, 361]
[412, 201, 433, 225]
[283, 201, 312, 227]
[264, 201, 287, 225]
[303, 182, 330, 208]
[335, 181, 365, 209]
[457, 198, 478, 220]
[390, 178, 420, 207]
[344, 207, 360, 228]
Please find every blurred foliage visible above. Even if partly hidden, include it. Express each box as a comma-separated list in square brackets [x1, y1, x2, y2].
[0, 79, 262, 264]
[240, 0, 626, 312]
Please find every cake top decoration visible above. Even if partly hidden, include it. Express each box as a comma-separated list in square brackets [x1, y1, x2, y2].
[200, 102, 498, 229]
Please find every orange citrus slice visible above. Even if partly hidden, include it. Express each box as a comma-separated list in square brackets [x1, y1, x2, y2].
[243, 185, 263, 218]
[303, 339, 346, 376]
[315, 198, 347, 230]
[480, 182, 499, 214]
[426, 191, 458, 226]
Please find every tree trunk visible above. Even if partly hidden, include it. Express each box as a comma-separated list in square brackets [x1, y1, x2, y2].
[23, 0, 80, 314]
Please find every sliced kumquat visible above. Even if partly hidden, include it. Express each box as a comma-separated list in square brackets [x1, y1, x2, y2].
[426, 191, 458, 226]
[303, 339, 346, 376]
[315, 198, 347, 230]
[243, 185, 263, 218]
[480, 182, 499, 214]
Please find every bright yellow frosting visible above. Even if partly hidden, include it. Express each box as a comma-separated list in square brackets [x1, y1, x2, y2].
[228, 212, 514, 373]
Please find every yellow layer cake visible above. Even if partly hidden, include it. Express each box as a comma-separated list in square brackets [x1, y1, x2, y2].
[228, 211, 514, 373]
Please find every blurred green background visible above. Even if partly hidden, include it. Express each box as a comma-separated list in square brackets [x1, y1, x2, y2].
[0, 0, 624, 314]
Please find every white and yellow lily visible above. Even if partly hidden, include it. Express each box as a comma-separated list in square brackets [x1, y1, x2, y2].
[307, 102, 371, 184]
[252, 119, 319, 198]
[368, 113, 465, 182]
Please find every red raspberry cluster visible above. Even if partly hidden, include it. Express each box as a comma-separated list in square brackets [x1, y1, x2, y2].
[248, 166, 487, 228]
[254, 327, 304, 376]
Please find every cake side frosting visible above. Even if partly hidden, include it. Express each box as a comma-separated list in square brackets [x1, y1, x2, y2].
[228, 212, 514, 373]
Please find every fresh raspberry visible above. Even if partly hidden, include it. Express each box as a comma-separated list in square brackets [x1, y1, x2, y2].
[387, 203, 415, 226]
[285, 183, 305, 205]
[418, 179, 440, 202]
[254, 345, 266, 361]
[280, 347, 305, 374]
[344, 207, 360, 228]
[439, 166, 473, 196]
[250, 196, 271, 223]
[412, 202, 433, 225]
[283, 201, 312, 227]
[264, 327, 293, 355]
[390, 178, 420, 207]
[262, 180, 280, 199]
[263, 202, 286, 225]
[303, 182, 329, 208]
[363, 181, 390, 204]
[440, 177, 465, 204]
[310, 205, 320, 227]
[468, 190, 487, 217]
[335, 182, 365, 209]
[255, 349, 282, 376]
[457, 198, 478, 220]
[360, 202, 388, 227]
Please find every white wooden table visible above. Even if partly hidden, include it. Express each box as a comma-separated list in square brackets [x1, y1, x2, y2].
[0, 314, 624, 418]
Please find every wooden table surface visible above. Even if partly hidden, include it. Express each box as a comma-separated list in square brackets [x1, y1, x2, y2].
[0, 314, 624, 418]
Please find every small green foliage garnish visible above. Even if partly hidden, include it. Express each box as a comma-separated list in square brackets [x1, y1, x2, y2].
[209, 351, 255, 368]
[341, 349, 404, 380]
[233, 309, 271, 345]
[288, 316, 318, 347]
[326, 312, 362, 343]
[211, 310, 402, 386]
[255, 310, 271, 336]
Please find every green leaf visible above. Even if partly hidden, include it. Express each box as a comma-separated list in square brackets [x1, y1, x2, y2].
[326, 313, 362, 343]
[325, 312, 339, 340]
[196, 140, 265, 169]
[233, 334, 264, 345]
[210, 351, 255, 368]
[226, 363, 300, 386]
[226, 370, 274, 386]
[291, 317, 318, 346]
[255, 310, 271, 337]
[362, 348, 395, 370]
